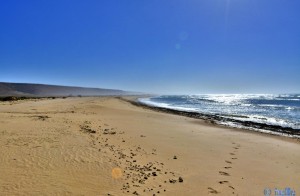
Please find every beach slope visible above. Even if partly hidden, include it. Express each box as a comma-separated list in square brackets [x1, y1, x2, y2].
[0, 97, 299, 195]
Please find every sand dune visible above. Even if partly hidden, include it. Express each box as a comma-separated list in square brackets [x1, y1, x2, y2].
[0, 97, 299, 195]
[0, 82, 129, 97]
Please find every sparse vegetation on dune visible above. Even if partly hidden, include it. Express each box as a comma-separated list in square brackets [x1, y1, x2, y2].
[0, 96, 33, 102]
[0, 96, 59, 102]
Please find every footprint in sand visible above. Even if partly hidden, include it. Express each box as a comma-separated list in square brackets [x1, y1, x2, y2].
[219, 171, 230, 176]
[233, 143, 241, 149]
[229, 185, 235, 190]
[219, 181, 228, 184]
[208, 187, 219, 194]
[215, 142, 239, 194]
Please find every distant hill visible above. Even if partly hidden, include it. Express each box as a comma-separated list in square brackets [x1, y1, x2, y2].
[0, 82, 130, 97]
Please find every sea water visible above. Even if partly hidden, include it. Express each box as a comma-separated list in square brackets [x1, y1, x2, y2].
[139, 94, 300, 135]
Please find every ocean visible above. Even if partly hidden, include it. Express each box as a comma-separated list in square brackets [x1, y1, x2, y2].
[139, 94, 300, 137]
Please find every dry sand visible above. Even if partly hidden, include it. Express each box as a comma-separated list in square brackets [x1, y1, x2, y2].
[0, 97, 299, 195]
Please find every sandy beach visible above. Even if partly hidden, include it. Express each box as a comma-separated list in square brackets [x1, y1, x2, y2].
[0, 97, 299, 195]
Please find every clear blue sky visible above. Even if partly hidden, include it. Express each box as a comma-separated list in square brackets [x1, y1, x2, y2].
[0, 0, 299, 94]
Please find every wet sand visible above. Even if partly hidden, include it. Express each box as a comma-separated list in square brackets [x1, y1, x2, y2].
[0, 97, 299, 195]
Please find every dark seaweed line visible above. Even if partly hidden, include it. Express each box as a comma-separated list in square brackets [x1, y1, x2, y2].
[121, 98, 300, 138]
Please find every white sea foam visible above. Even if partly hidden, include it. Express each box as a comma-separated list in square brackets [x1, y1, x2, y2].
[138, 98, 198, 112]
[217, 121, 300, 139]
[139, 94, 300, 132]
[226, 114, 296, 129]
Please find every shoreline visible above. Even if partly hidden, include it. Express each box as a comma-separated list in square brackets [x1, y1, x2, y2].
[120, 97, 300, 140]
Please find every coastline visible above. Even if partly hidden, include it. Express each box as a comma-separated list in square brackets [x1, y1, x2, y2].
[0, 97, 299, 195]
[122, 97, 300, 139]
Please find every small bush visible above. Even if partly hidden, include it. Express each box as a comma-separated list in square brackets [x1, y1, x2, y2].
[0, 96, 17, 101]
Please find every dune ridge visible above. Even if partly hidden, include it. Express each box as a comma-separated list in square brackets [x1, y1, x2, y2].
[0, 82, 130, 97]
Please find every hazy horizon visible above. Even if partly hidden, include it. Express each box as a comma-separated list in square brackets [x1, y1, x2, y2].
[1, 1, 299, 94]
